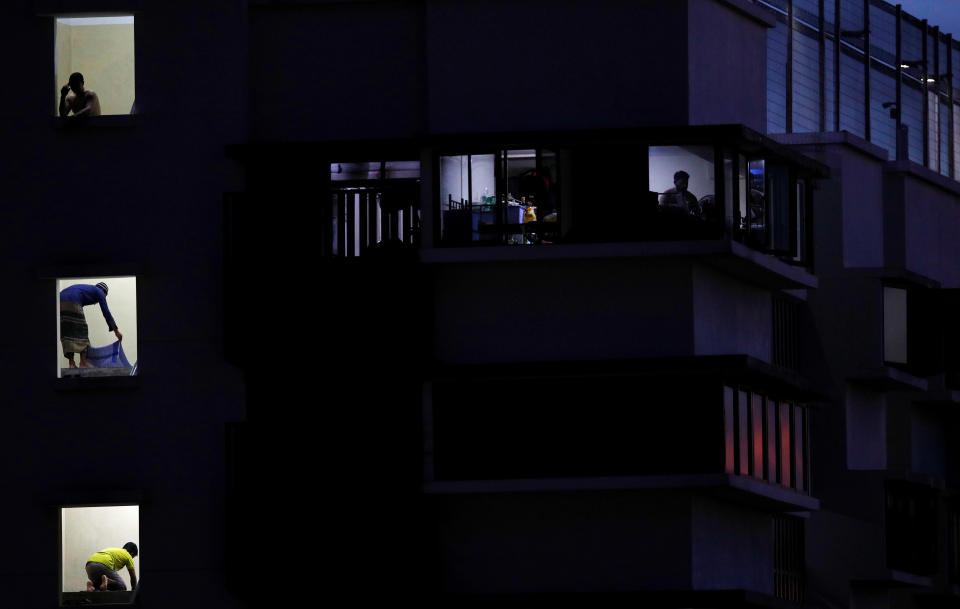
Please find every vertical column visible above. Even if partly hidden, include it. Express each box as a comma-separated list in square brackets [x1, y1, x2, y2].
[864, 0, 871, 140]
[896, 4, 903, 159]
[834, 0, 841, 131]
[787, 0, 794, 133]
[948, 35, 955, 178]
[819, 0, 827, 131]
[923, 19, 929, 167]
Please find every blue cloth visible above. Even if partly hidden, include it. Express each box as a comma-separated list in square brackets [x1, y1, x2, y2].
[59, 284, 117, 331]
[86, 340, 131, 368]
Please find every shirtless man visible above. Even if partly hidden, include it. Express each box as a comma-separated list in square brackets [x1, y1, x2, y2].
[59, 72, 102, 118]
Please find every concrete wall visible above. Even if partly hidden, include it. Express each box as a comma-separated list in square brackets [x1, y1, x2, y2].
[0, 1, 247, 606]
[690, 495, 772, 594]
[61, 506, 139, 592]
[432, 258, 695, 364]
[435, 491, 693, 594]
[692, 264, 771, 363]
[687, 0, 769, 132]
[253, 1, 778, 140]
[901, 176, 960, 286]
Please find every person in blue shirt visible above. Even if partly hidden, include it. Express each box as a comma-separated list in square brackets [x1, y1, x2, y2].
[59, 282, 123, 369]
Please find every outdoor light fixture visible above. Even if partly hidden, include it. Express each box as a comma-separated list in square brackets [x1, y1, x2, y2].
[900, 59, 926, 69]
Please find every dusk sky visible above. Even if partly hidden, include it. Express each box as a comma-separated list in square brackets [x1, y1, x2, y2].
[895, 0, 960, 38]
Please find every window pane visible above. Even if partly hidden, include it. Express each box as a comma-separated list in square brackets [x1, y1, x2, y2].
[780, 401, 793, 488]
[57, 277, 137, 378]
[650, 145, 715, 215]
[752, 393, 765, 478]
[794, 406, 805, 491]
[738, 390, 750, 475]
[724, 386, 735, 473]
[55, 16, 135, 116]
[767, 398, 778, 483]
[884, 286, 908, 364]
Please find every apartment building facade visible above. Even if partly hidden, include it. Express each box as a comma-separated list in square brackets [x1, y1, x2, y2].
[3, 0, 960, 608]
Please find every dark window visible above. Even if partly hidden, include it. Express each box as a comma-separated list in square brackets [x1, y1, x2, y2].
[773, 514, 805, 602]
[886, 481, 938, 575]
[773, 294, 801, 370]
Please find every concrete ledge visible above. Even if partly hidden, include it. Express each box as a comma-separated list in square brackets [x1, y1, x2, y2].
[62, 367, 133, 378]
[847, 366, 928, 391]
[54, 115, 139, 130]
[422, 239, 817, 289]
[424, 473, 820, 512]
[771, 131, 890, 162]
[61, 590, 135, 606]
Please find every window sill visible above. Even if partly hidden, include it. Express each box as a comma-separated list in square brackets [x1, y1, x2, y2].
[53, 114, 139, 130]
[55, 373, 138, 391]
[61, 590, 136, 607]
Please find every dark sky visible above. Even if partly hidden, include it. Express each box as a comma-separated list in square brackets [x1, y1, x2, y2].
[895, 0, 960, 39]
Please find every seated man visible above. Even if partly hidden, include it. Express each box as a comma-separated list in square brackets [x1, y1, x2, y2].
[85, 542, 138, 592]
[659, 170, 700, 217]
[59, 72, 102, 118]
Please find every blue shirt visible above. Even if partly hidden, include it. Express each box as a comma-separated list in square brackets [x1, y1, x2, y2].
[60, 284, 118, 331]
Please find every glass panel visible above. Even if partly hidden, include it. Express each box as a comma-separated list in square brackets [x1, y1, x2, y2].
[648, 145, 718, 240]
[752, 393, 765, 478]
[747, 159, 767, 248]
[794, 406, 806, 491]
[929, 91, 941, 172]
[767, 398, 778, 483]
[768, 20, 789, 133]
[769, 164, 792, 253]
[738, 390, 750, 476]
[884, 286, 909, 363]
[780, 401, 793, 488]
[724, 386, 735, 473]
[725, 151, 735, 233]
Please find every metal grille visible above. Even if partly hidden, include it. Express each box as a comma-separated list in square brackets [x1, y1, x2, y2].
[774, 514, 805, 601]
[773, 295, 800, 370]
[326, 182, 420, 257]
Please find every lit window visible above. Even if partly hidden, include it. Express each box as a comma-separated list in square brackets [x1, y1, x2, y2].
[55, 16, 135, 117]
[327, 161, 421, 257]
[438, 149, 559, 246]
[60, 505, 140, 606]
[56, 277, 137, 378]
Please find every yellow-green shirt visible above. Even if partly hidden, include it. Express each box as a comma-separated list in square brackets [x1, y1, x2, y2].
[87, 548, 134, 571]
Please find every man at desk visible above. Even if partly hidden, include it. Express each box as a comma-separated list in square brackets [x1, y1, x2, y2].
[659, 170, 700, 217]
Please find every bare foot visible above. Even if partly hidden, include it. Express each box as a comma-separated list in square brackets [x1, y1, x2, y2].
[79, 361, 95, 369]
[86, 581, 95, 592]
[100, 575, 109, 591]
[68, 361, 77, 368]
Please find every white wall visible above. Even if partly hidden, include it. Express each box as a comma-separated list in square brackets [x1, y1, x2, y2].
[649, 146, 715, 201]
[61, 505, 140, 592]
[56, 277, 138, 376]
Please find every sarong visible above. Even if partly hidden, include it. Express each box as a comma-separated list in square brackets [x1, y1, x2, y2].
[60, 301, 89, 356]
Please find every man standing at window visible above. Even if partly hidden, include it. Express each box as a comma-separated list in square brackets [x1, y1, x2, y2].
[59, 72, 102, 118]
[60, 282, 122, 369]
[84, 542, 138, 592]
